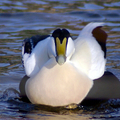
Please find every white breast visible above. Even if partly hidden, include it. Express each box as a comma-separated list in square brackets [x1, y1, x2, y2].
[25, 58, 93, 106]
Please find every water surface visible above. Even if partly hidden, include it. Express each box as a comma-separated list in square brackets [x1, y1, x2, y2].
[0, 0, 120, 119]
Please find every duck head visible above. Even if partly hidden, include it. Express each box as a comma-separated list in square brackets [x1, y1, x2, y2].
[48, 29, 75, 65]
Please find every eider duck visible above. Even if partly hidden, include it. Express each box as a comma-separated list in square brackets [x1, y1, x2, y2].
[20, 22, 108, 107]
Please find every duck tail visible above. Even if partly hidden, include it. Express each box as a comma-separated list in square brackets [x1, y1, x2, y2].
[78, 22, 105, 37]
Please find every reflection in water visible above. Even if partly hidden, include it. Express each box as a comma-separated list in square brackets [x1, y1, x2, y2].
[0, 0, 120, 119]
[0, 87, 120, 119]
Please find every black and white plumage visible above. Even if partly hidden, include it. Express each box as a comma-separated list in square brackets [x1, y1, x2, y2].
[21, 22, 108, 107]
[22, 35, 50, 77]
[22, 35, 50, 55]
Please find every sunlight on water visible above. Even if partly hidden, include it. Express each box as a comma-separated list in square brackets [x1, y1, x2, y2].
[0, 0, 120, 119]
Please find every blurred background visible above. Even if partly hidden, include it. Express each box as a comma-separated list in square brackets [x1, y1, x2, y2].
[0, 0, 120, 119]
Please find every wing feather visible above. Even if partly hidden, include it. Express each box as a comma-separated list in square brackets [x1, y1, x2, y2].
[71, 22, 107, 80]
[22, 35, 50, 77]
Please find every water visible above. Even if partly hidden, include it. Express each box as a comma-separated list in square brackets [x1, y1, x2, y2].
[0, 0, 120, 119]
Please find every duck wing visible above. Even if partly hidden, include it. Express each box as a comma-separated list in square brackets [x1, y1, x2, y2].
[71, 23, 107, 80]
[22, 35, 50, 77]
[85, 71, 120, 99]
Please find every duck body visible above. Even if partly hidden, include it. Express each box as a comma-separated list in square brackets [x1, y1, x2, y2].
[26, 58, 93, 106]
[21, 22, 107, 107]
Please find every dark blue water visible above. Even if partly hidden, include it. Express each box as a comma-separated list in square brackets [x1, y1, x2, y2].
[0, 0, 120, 119]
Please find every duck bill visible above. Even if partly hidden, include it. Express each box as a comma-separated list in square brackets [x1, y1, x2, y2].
[55, 37, 67, 65]
[56, 55, 66, 65]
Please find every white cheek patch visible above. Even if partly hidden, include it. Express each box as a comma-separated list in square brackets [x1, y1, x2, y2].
[66, 37, 75, 60]
[48, 37, 56, 58]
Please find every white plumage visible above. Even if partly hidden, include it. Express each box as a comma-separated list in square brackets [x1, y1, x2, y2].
[21, 22, 107, 107]
[71, 22, 106, 79]
[22, 37, 50, 77]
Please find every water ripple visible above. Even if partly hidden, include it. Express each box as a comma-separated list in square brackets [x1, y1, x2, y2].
[0, 0, 120, 119]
